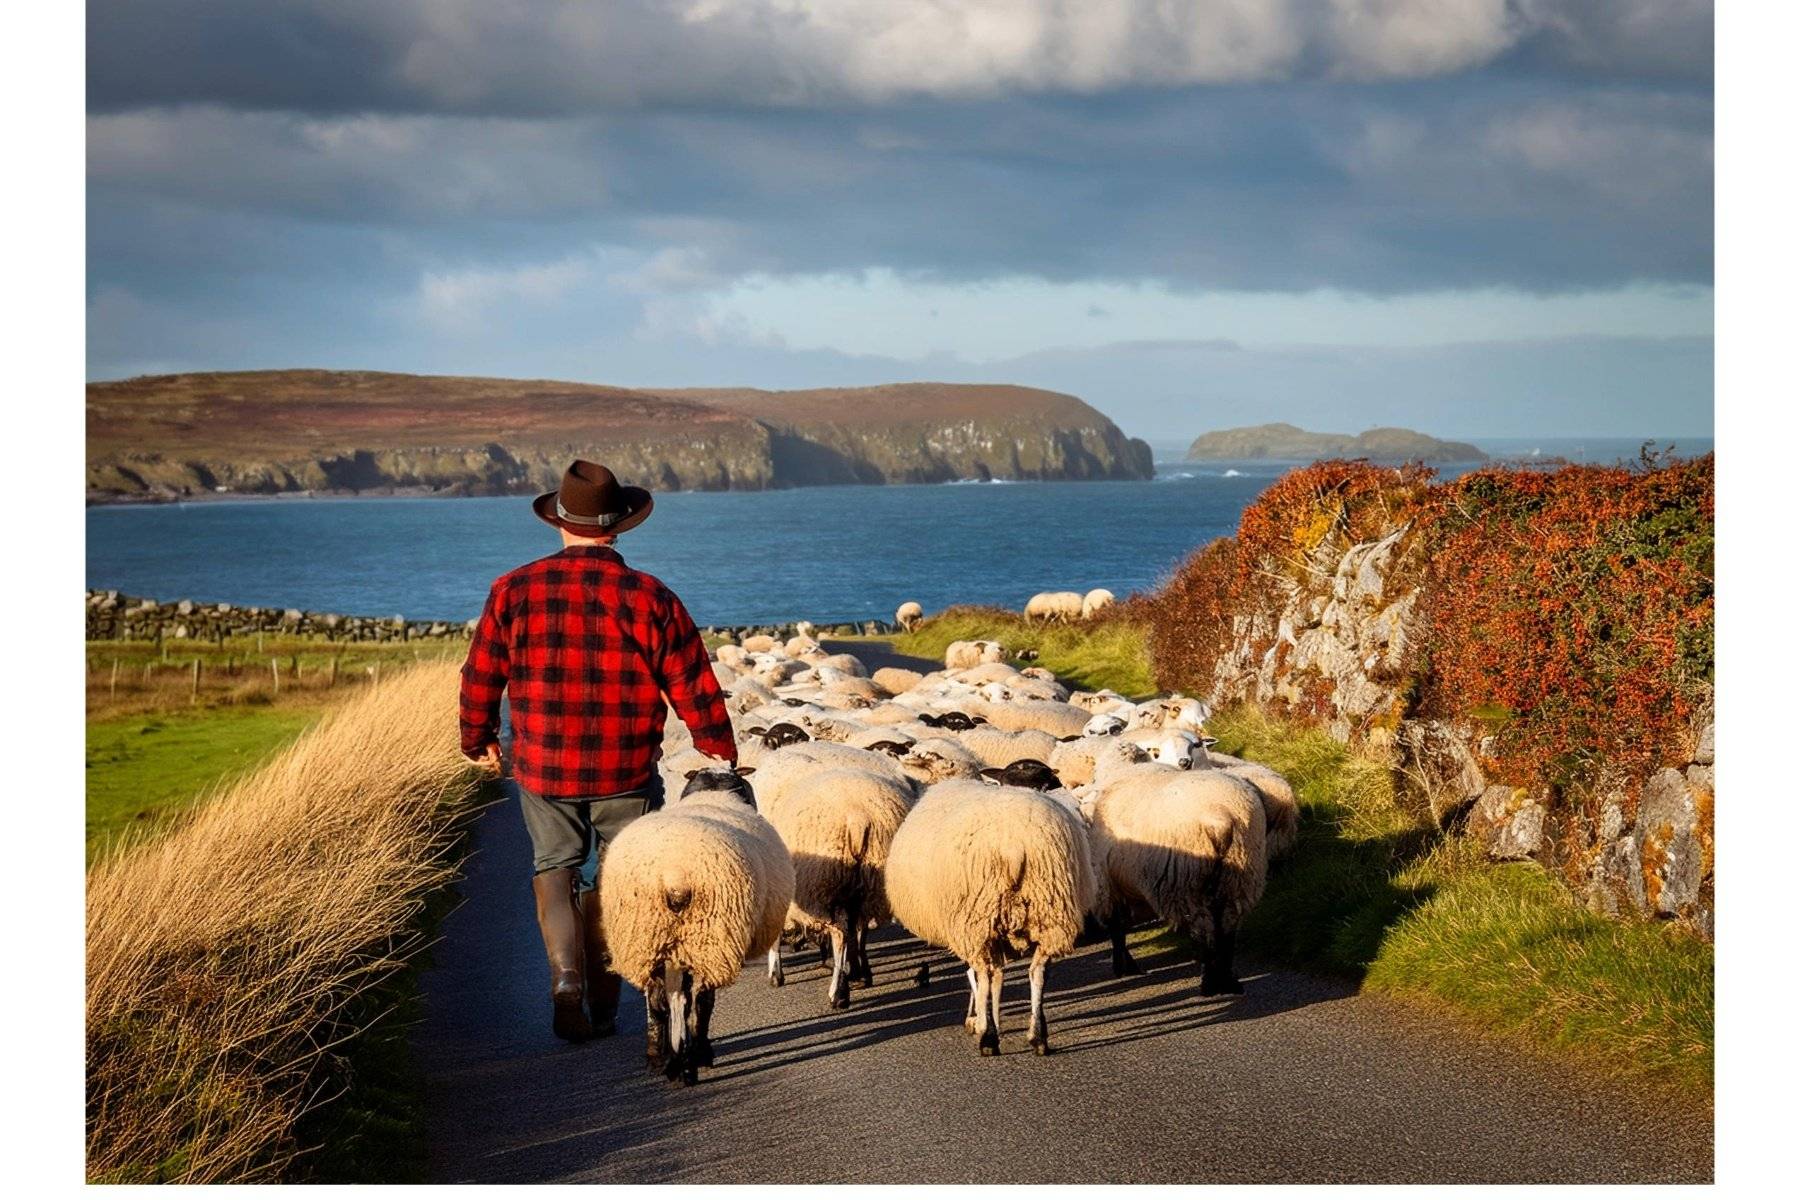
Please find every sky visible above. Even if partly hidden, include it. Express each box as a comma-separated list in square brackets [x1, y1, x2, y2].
[85, 1, 1714, 441]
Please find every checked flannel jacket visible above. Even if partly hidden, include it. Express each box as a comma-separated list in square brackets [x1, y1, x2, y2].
[459, 544, 737, 798]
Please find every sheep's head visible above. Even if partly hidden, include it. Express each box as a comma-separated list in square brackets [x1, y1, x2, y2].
[762, 723, 811, 750]
[1016, 647, 1040, 661]
[924, 710, 984, 731]
[681, 765, 758, 807]
[899, 742, 981, 784]
[980, 758, 1063, 792]
[864, 738, 915, 759]
[1083, 712, 1128, 737]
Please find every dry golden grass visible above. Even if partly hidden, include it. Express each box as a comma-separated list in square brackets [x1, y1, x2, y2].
[85, 660, 482, 1182]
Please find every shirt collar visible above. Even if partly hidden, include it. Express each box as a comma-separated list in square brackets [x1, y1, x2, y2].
[555, 544, 623, 563]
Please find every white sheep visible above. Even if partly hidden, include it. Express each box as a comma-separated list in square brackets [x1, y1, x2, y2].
[759, 767, 915, 1008]
[1086, 765, 1267, 995]
[870, 666, 922, 695]
[597, 767, 795, 1084]
[740, 634, 779, 654]
[1024, 591, 1084, 623]
[944, 639, 1007, 670]
[1120, 727, 1209, 769]
[1200, 751, 1300, 861]
[784, 634, 822, 658]
[1081, 588, 1116, 619]
[897, 737, 986, 786]
[975, 698, 1091, 740]
[886, 779, 1097, 1055]
[895, 601, 925, 631]
[1128, 695, 1214, 735]
[954, 724, 1059, 770]
[950, 661, 1021, 686]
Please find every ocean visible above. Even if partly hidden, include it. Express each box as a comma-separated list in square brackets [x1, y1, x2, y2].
[85, 436, 1711, 628]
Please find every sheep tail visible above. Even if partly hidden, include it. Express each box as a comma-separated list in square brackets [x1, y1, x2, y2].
[845, 810, 873, 864]
[662, 863, 694, 913]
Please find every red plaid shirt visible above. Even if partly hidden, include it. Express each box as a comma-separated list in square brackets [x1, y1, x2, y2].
[459, 544, 736, 798]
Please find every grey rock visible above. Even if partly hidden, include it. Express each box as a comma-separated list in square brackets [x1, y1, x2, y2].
[1470, 785, 1544, 861]
[1636, 767, 1704, 917]
[1588, 835, 1649, 918]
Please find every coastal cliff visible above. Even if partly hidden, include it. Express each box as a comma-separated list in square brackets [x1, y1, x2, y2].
[86, 371, 1153, 502]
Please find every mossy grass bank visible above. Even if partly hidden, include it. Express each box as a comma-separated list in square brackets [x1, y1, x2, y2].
[889, 605, 1156, 696]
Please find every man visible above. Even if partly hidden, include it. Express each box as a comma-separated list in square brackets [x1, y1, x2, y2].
[460, 460, 737, 1041]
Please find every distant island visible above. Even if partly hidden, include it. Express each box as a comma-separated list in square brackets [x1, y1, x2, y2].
[1185, 422, 1488, 464]
[86, 370, 1154, 502]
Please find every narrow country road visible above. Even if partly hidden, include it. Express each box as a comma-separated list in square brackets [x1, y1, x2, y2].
[413, 641, 1712, 1184]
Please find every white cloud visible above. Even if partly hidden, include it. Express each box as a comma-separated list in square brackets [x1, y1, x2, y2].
[416, 252, 596, 330]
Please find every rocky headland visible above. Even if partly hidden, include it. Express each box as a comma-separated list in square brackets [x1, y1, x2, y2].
[86, 370, 1153, 503]
[1186, 422, 1488, 464]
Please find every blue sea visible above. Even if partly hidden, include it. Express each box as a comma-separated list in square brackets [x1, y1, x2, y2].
[85, 436, 1711, 628]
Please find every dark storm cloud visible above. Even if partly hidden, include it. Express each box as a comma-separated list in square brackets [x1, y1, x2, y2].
[87, 1, 1712, 116]
[88, 79, 1711, 295]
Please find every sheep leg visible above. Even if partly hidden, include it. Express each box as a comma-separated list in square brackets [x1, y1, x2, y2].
[1107, 910, 1142, 976]
[1026, 947, 1051, 1056]
[1199, 921, 1243, 996]
[667, 970, 699, 1085]
[849, 903, 874, 988]
[963, 966, 979, 1030]
[767, 946, 785, 988]
[643, 972, 672, 1074]
[691, 987, 716, 1069]
[989, 962, 1005, 1042]
[826, 923, 851, 1010]
[972, 965, 1000, 1057]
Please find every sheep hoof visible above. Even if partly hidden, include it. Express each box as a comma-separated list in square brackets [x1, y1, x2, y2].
[1029, 1019, 1050, 1054]
[914, 964, 930, 988]
[769, 971, 784, 988]
[1030, 1037, 1051, 1056]
[828, 994, 850, 1011]
[978, 1030, 1001, 1057]
[1112, 955, 1143, 977]
[646, 1050, 667, 1074]
[1199, 973, 1243, 996]
[693, 1038, 715, 1068]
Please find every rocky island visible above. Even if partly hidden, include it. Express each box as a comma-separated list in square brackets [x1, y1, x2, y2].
[1186, 422, 1487, 464]
[86, 370, 1154, 502]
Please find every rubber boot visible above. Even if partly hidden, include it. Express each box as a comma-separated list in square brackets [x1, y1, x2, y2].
[580, 889, 622, 1037]
[532, 868, 592, 1042]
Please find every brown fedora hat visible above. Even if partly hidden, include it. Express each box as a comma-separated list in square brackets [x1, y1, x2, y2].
[532, 460, 655, 536]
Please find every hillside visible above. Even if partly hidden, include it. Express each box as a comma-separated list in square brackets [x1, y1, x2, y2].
[86, 371, 1152, 501]
[1186, 422, 1487, 464]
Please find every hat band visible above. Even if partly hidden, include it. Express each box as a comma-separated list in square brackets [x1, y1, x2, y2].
[557, 499, 622, 527]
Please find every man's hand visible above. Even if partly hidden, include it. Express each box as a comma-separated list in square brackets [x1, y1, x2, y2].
[469, 742, 503, 778]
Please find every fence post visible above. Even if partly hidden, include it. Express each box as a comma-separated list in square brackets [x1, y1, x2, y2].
[110, 658, 119, 699]
[271, 657, 280, 695]
[329, 656, 339, 688]
[192, 658, 200, 702]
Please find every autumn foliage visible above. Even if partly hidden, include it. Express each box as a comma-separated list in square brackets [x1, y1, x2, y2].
[1142, 453, 1714, 804]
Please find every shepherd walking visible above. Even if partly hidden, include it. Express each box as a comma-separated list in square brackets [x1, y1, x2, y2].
[459, 460, 738, 1040]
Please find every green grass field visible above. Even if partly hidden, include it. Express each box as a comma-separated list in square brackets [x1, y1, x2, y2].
[85, 706, 325, 861]
[888, 608, 1156, 695]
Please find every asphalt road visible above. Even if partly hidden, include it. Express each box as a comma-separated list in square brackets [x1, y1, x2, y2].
[413, 641, 1712, 1184]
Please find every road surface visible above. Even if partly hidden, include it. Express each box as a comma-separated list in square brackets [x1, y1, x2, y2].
[413, 641, 1711, 1183]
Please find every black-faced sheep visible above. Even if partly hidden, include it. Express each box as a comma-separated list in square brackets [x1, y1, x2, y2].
[597, 767, 795, 1085]
[1086, 765, 1267, 996]
[758, 766, 915, 1008]
[886, 779, 1097, 1055]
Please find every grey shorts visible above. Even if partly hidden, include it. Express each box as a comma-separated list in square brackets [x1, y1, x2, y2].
[518, 774, 666, 889]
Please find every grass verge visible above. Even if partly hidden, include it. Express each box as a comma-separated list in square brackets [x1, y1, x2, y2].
[1209, 705, 1713, 1097]
[86, 659, 483, 1182]
[889, 607, 1157, 696]
[85, 707, 323, 861]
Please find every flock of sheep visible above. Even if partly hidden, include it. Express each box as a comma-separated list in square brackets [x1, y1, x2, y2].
[595, 611, 1296, 1086]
